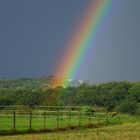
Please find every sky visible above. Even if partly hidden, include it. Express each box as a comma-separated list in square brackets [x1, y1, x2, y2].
[0, 0, 140, 83]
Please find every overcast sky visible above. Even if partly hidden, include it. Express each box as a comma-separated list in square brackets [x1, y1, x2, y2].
[0, 0, 140, 83]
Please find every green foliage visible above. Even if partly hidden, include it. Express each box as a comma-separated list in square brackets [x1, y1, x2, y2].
[0, 79, 139, 115]
[115, 100, 136, 114]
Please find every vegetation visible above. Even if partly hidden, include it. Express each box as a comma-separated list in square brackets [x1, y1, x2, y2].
[0, 105, 114, 134]
[0, 122, 139, 140]
[0, 105, 139, 135]
[0, 78, 140, 115]
[0, 78, 139, 138]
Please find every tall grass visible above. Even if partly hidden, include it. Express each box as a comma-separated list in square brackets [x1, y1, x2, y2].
[0, 122, 139, 140]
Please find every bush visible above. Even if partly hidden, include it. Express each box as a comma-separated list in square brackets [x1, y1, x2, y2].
[115, 100, 136, 114]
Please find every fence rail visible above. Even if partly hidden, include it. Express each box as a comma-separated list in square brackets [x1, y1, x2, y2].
[0, 106, 110, 135]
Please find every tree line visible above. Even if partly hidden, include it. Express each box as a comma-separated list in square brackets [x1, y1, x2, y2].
[0, 79, 139, 115]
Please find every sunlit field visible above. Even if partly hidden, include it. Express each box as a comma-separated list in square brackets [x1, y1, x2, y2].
[0, 112, 110, 134]
[0, 122, 139, 140]
[0, 106, 139, 135]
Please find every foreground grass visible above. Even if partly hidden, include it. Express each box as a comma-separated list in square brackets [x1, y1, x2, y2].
[0, 116, 101, 133]
[0, 113, 139, 134]
[0, 122, 139, 140]
[0, 113, 109, 133]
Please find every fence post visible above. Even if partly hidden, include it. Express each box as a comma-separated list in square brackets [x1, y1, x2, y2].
[106, 110, 109, 124]
[44, 112, 47, 129]
[97, 112, 99, 125]
[78, 109, 81, 126]
[88, 112, 91, 125]
[57, 110, 59, 129]
[68, 110, 71, 127]
[29, 110, 32, 132]
[13, 110, 16, 133]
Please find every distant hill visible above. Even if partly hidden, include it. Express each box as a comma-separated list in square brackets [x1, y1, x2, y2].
[0, 78, 48, 90]
[0, 76, 84, 90]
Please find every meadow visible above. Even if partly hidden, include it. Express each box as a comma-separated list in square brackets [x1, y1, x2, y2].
[0, 122, 139, 140]
[0, 106, 139, 136]
[0, 106, 110, 134]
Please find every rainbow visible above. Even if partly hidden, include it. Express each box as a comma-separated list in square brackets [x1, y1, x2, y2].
[54, 0, 114, 87]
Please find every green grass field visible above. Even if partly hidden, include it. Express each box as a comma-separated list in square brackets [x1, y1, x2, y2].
[0, 114, 107, 133]
[0, 109, 111, 134]
[0, 122, 139, 140]
[0, 112, 139, 134]
[0, 108, 140, 140]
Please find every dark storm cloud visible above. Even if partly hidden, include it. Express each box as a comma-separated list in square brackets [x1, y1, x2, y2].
[0, 0, 140, 83]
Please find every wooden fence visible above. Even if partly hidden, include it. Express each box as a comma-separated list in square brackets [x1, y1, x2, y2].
[0, 106, 109, 134]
